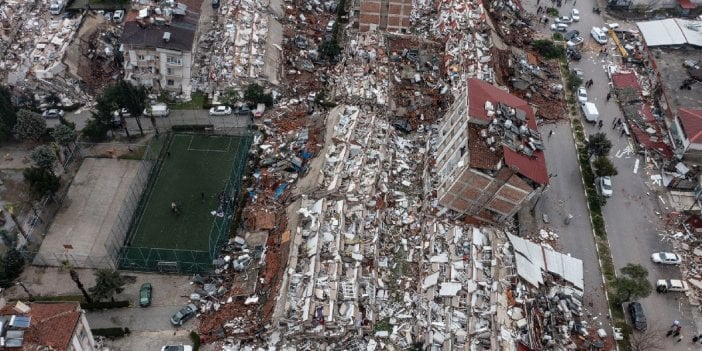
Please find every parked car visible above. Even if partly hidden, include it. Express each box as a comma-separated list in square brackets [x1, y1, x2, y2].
[555, 16, 573, 24]
[597, 176, 612, 197]
[577, 87, 588, 103]
[551, 23, 569, 32]
[161, 345, 193, 351]
[571, 68, 584, 80]
[656, 279, 689, 293]
[139, 283, 152, 307]
[564, 30, 580, 41]
[567, 36, 584, 47]
[112, 10, 124, 22]
[208, 105, 232, 116]
[170, 304, 198, 326]
[566, 47, 581, 61]
[651, 252, 682, 265]
[42, 109, 64, 119]
[628, 302, 647, 331]
[570, 8, 580, 21]
[112, 108, 131, 118]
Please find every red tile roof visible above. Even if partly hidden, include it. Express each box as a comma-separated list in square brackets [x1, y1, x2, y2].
[0, 302, 81, 350]
[466, 78, 548, 185]
[678, 108, 702, 143]
[611, 72, 640, 90]
[679, 0, 696, 9]
[467, 78, 537, 129]
[503, 147, 550, 185]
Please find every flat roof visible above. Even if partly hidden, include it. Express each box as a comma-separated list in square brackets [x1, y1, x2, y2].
[637, 18, 702, 47]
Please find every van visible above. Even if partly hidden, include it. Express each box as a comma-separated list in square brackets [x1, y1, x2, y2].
[49, 1, 64, 15]
[591, 26, 608, 44]
[581, 102, 599, 123]
[326, 20, 336, 32]
[143, 103, 170, 117]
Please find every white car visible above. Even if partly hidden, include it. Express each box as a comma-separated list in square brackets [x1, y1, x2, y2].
[577, 87, 588, 103]
[208, 105, 232, 116]
[597, 176, 612, 197]
[42, 109, 65, 119]
[556, 16, 573, 24]
[161, 346, 193, 351]
[571, 8, 580, 21]
[112, 108, 131, 117]
[651, 252, 682, 265]
[567, 36, 584, 47]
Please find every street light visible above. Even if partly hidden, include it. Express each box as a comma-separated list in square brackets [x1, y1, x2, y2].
[16, 281, 33, 300]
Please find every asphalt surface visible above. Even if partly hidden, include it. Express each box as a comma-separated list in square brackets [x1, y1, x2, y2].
[525, 0, 702, 346]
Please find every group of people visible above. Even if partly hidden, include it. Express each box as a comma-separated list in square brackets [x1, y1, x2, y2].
[584, 79, 594, 89]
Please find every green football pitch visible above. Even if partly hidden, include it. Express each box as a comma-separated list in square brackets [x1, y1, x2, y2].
[129, 134, 245, 251]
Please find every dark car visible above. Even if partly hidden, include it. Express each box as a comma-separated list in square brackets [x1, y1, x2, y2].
[139, 283, 152, 307]
[564, 30, 580, 41]
[566, 47, 581, 61]
[211, 0, 219, 8]
[628, 302, 647, 331]
[170, 304, 198, 326]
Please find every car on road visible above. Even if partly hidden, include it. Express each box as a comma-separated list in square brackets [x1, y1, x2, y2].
[42, 109, 64, 119]
[170, 304, 198, 326]
[567, 36, 584, 47]
[570, 8, 580, 21]
[161, 345, 193, 351]
[112, 108, 131, 118]
[564, 30, 580, 41]
[577, 87, 588, 103]
[656, 279, 689, 293]
[209, 105, 232, 116]
[551, 23, 569, 32]
[139, 283, 152, 307]
[628, 302, 647, 331]
[555, 16, 573, 24]
[566, 47, 581, 61]
[597, 176, 612, 197]
[651, 252, 682, 265]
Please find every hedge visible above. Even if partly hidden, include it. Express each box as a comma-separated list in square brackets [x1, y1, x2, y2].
[190, 331, 201, 351]
[171, 124, 214, 132]
[91, 327, 130, 338]
[81, 300, 130, 310]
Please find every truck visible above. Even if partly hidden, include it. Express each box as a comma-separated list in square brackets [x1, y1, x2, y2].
[49, 0, 65, 15]
[656, 279, 689, 293]
[143, 103, 170, 117]
[581, 102, 599, 123]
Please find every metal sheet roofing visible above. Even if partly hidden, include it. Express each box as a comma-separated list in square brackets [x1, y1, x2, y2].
[637, 19, 702, 47]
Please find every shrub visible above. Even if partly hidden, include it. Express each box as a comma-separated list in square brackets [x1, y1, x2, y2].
[171, 124, 214, 132]
[81, 300, 129, 310]
[190, 331, 201, 350]
[91, 327, 130, 338]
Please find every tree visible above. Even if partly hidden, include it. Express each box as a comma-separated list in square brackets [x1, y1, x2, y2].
[221, 88, 241, 107]
[320, 40, 342, 60]
[613, 263, 652, 303]
[629, 326, 664, 351]
[243, 83, 274, 107]
[0, 249, 25, 288]
[592, 156, 619, 178]
[82, 118, 111, 142]
[51, 124, 77, 148]
[89, 269, 125, 301]
[102, 81, 147, 136]
[67, 265, 92, 303]
[23, 167, 60, 196]
[587, 132, 612, 159]
[0, 85, 17, 142]
[12, 109, 45, 141]
[532, 39, 565, 60]
[30, 145, 57, 174]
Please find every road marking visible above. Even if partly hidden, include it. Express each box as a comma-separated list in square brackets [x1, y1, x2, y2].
[633, 158, 639, 174]
[615, 145, 633, 158]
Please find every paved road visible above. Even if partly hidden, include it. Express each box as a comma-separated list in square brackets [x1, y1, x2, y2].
[553, 3, 701, 346]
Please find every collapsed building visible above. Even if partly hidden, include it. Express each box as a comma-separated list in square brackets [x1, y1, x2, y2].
[433, 78, 549, 224]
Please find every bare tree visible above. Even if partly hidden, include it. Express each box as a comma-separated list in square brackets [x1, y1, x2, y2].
[629, 327, 665, 351]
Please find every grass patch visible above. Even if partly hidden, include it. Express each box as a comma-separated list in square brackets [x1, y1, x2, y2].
[374, 318, 393, 332]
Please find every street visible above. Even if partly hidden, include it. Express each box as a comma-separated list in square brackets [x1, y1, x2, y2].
[525, 0, 700, 344]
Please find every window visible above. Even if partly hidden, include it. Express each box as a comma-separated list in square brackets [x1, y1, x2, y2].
[166, 55, 182, 65]
[167, 68, 173, 75]
[167, 79, 175, 86]
[138, 55, 145, 61]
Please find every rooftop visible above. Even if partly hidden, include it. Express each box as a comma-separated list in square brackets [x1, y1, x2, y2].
[678, 108, 702, 143]
[465, 78, 548, 185]
[0, 302, 81, 351]
[121, 0, 202, 52]
[650, 46, 702, 114]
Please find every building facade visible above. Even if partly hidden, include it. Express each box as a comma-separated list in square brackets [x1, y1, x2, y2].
[434, 79, 548, 224]
[120, 4, 199, 96]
